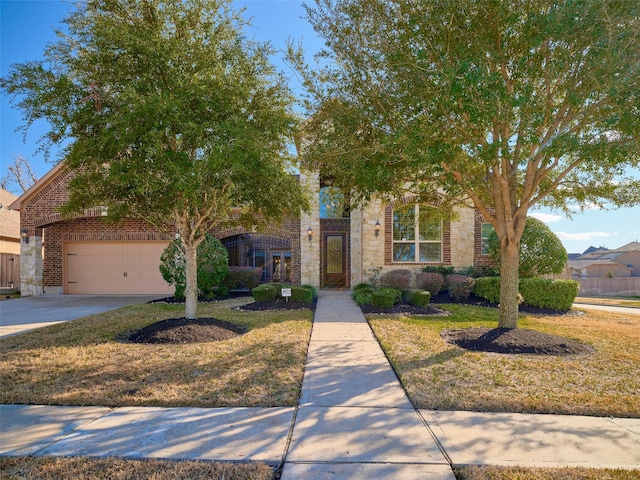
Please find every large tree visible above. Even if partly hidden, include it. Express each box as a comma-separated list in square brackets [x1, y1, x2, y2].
[291, 0, 640, 328]
[1, 0, 308, 319]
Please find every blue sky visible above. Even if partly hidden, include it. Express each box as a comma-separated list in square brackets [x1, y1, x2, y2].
[2, 0, 639, 254]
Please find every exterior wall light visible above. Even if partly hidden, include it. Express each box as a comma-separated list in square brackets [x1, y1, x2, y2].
[307, 226, 313, 241]
[21, 229, 29, 244]
[375, 220, 381, 237]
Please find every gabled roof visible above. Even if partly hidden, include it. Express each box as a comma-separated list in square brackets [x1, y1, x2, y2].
[9, 161, 66, 211]
[609, 241, 640, 253]
[0, 189, 20, 240]
[567, 259, 632, 271]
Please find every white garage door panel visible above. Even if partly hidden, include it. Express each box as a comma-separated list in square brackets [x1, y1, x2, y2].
[65, 242, 173, 295]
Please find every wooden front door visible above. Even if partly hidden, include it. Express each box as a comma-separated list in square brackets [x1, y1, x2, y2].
[322, 232, 347, 287]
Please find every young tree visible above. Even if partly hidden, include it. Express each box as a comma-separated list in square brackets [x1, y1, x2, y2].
[290, 0, 640, 328]
[1, 0, 308, 319]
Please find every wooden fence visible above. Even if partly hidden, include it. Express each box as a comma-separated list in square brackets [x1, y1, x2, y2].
[0, 253, 20, 289]
[578, 277, 640, 297]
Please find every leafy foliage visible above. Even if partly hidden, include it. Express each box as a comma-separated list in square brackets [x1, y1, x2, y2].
[405, 289, 431, 307]
[445, 274, 476, 302]
[1, 0, 308, 318]
[160, 234, 228, 298]
[415, 272, 445, 296]
[252, 283, 281, 302]
[488, 217, 568, 278]
[222, 267, 263, 291]
[473, 277, 502, 304]
[371, 287, 402, 307]
[520, 278, 580, 311]
[379, 269, 412, 290]
[290, 0, 640, 328]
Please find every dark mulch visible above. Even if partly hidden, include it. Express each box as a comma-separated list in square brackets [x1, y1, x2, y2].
[359, 303, 449, 316]
[441, 327, 596, 356]
[238, 299, 317, 312]
[128, 318, 247, 344]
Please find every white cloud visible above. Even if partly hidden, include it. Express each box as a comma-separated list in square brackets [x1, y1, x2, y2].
[529, 212, 563, 223]
[555, 231, 612, 241]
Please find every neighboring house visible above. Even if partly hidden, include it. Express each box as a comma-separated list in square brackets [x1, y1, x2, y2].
[567, 242, 640, 278]
[0, 189, 21, 288]
[11, 163, 492, 296]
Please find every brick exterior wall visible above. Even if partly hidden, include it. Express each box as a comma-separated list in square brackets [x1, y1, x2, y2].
[473, 209, 496, 268]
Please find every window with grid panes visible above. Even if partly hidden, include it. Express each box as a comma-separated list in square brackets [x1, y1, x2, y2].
[392, 204, 442, 262]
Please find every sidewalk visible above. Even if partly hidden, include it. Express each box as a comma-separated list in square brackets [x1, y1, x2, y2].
[1, 291, 639, 479]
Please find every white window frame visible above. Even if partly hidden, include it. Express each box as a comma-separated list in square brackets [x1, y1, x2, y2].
[392, 204, 443, 263]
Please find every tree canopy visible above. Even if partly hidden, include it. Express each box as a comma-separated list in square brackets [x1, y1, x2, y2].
[291, 0, 640, 327]
[1, 0, 308, 318]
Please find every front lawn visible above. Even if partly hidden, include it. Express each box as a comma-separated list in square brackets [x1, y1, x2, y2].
[0, 297, 312, 408]
[369, 304, 640, 417]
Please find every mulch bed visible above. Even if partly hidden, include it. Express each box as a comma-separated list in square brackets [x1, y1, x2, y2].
[128, 317, 247, 344]
[237, 299, 317, 312]
[441, 327, 596, 356]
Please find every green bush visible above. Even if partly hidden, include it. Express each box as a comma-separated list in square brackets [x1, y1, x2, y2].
[519, 278, 580, 311]
[473, 276, 501, 303]
[159, 234, 228, 299]
[415, 272, 445, 296]
[445, 274, 476, 301]
[251, 283, 280, 302]
[422, 265, 455, 276]
[223, 267, 263, 291]
[353, 282, 373, 293]
[456, 266, 500, 278]
[406, 289, 431, 307]
[371, 287, 402, 307]
[352, 283, 374, 305]
[379, 269, 412, 290]
[289, 285, 316, 303]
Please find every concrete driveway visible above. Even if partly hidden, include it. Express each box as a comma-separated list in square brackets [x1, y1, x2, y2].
[0, 295, 165, 338]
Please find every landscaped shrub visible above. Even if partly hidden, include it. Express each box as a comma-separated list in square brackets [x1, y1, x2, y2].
[289, 285, 316, 303]
[422, 265, 455, 276]
[473, 276, 501, 303]
[445, 274, 476, 301]
[519, 278, 580, 311]
[406, 289, 431, 307]
[353, 284, 374, 306]
[251, 283, 280, 302]
[415, 272, 445, 296]
[371, 287, 402, 307]
[456, 266, 500, 278]
[159, 234, 228, 299]
[379, 269, 412, 290]
[223, 267, 263, 291]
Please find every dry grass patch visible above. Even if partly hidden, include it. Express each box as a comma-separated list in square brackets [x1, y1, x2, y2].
[369, 305, 640, 417]
[575, 297, 640, 308]
[0, 298, 312, 407]
[0, 456, 274, 480]
[454, 465, 640, 480]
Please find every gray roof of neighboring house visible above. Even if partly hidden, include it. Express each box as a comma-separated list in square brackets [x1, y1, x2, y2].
[567, 259, 632, 271]
[0, 189, 20, 241]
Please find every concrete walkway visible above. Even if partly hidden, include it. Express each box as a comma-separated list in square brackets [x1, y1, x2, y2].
[1, 291, 639, 478]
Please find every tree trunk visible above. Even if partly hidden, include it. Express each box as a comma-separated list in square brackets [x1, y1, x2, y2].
[498, 239, 520, 329]
[183, 241, 198, 320]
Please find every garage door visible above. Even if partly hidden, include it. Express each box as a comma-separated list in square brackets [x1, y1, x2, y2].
[65, 242, 174, 295]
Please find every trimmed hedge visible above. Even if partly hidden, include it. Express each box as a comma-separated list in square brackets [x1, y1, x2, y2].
[415, 272, 445, 296]
[353, 284, 374, 306]
[473, 276, 501, 303]
[520, 278, 580, 311]
[406, 289, 431, 307]
[379, 269, 412, 290]
[251, 283, 281, 302]
[445, 274, 476, 301]
[371, 287, 402, 307]
[223, 267, 263, 291]
[289, 285, 316, 303]
[422, 265, 455, 276]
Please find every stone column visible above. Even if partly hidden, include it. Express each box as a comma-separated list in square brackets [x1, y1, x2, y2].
[20, 235, 44, 296]
[299, 170, 321, 288]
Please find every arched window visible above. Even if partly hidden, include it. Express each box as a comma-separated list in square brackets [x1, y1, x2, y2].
[319, 186, 347, 219]
[392, 204, 442, 262]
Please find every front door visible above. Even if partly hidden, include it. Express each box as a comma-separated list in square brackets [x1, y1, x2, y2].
[323, 232, 347, 287]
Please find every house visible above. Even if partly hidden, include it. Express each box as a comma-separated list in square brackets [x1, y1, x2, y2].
[11, 163, 492, 296]
[0, 189, 21, 289]
[567, 242, 640, 278]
